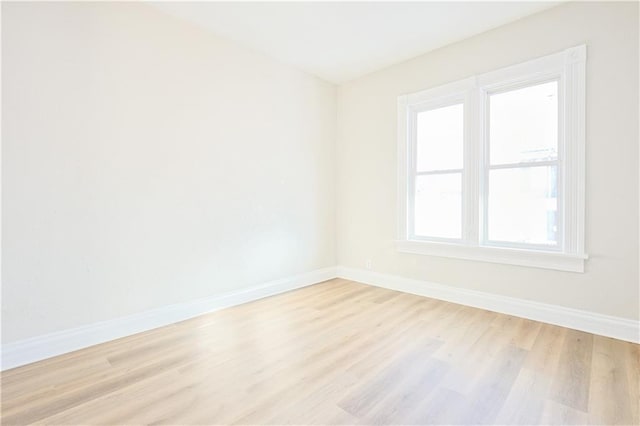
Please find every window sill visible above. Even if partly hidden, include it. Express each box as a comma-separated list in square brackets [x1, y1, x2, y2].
[396, 240, 588, 272]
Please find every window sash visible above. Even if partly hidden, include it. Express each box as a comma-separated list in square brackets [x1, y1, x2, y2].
[481, 161, 562, 250]
[407, 95, 468, 243]
[480, 78, 564, 252]
[409, 171, 464, 243]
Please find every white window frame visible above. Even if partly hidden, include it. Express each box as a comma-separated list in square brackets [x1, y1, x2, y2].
[397, 45, 587, 272]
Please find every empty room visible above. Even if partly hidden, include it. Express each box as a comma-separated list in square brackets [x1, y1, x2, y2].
[1, 1, 639, 425]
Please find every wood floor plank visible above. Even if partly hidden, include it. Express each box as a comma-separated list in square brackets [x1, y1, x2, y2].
[588, 336, 637, 425]
[438, 325, 509, 395]
[627, 343, 640, 423]
[541, 399, 590, 425]
[357, 356, 450, 425]
[404, 387, 469, 425]
[550, 329, 594, 412]
[336, 336, 443, 418]
[1, 279, 637, 425]
[458, 343, 529, 424]
[495, 367, 550, 425]
[523, 322, 567, 374]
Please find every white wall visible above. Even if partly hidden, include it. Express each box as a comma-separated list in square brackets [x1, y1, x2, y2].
[3, 1, 638, 348]
[1, 2, 336, 343]
[337, 1, 639, 320]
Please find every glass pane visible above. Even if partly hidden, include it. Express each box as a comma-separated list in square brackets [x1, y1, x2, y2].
[488, 166, 558, 245]
[414, 173, 462, 239]
[416, 103, 463, 172]
[489, 81, 558, 165]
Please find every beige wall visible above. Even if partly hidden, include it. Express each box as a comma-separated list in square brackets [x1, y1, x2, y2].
[336, 1, 639, 320]
[1, 2, 336, 343]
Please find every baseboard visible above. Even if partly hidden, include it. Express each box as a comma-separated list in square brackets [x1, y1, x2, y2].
[1, 266, 338, 371]
[3, 265, 637, 371]
[336, 266, 640, 344]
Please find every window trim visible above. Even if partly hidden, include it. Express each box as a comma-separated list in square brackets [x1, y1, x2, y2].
[397, 45, 587, 272]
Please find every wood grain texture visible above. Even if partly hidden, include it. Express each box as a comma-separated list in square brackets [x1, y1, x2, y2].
[1, 279, 638, 425]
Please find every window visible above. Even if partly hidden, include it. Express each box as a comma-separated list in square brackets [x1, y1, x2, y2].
[397, 45, 587, 272]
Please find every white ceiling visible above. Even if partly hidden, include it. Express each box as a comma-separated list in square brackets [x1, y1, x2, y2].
[151, 2, 561, 84]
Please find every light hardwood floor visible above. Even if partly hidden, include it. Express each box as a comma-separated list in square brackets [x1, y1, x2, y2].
[1, 279, 639, 425]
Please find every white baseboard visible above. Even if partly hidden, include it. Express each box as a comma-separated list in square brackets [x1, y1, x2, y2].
[336, 266, 640, 344]
[1, 267, 338, 371]
[3, 264, 637, 371]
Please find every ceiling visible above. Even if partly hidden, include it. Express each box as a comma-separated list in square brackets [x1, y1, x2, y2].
[151, 2, 561, 84]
